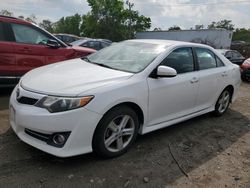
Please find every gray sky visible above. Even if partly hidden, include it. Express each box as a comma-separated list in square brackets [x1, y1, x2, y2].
[1, 0, 250, 30]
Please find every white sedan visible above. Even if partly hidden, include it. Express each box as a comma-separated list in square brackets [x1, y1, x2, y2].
[9, 40, 241, 158]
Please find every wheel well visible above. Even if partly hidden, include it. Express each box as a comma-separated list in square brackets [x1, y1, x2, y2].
[110, 102, 144, 126]
[224, 85, 234, 102]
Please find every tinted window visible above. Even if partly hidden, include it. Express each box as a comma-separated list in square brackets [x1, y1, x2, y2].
[196, 48, 216, 70]
[11, 23, 49, 45]
[55, 35, 63, 40]
[87, 41, 100, 50]
[101, 42, 110, 48]
[216, 56, 225, 67]
[64, 36, 73, 43]
[232, 51, 243, 58]
[225, 51, 232, 58]
[161, 47, 194, 74]
[0, 22, 5, 41]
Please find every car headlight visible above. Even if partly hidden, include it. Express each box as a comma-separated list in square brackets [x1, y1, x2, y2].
[35, 96, 94, 113]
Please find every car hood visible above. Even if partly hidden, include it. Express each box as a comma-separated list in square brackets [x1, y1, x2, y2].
[71, 45, 96, 53]
[21, 59, 133, 96]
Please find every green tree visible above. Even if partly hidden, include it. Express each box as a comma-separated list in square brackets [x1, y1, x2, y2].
[39, 19, 54, 33]
[81, 0, 151, 41]
[54, 14, 81, 36]
[0, 10, 13, 16]
[208, 19, 234, 31]
[18, 15, 24, 19]
[168, 25, 181, 31]
[153, 27, 162, 31]
[25, 14, 37, 24]
[233, 28, 250, 42]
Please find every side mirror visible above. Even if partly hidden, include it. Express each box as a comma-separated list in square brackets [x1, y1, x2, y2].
[46, 39, 60, 49]
[157, 65, 177, 77]
[226, 56, 231, 60]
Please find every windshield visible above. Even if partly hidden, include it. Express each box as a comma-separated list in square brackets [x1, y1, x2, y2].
[85, 41, 167, 73]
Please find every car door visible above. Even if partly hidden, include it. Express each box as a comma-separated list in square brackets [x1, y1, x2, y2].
[10, 23, 75, 76]
[147, 47, 199, 126]
[194, 48, 229, 111]
[0, 22, 16, 85]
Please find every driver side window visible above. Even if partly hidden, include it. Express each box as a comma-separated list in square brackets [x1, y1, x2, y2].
[161, 47, 195, 74]
[11, 23, 49, 45]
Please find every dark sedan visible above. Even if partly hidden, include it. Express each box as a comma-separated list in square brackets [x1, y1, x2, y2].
[70, 39, 112, 50]
[216, 49, 245, 66]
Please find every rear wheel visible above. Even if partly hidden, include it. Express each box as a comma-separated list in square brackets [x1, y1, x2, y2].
[213, 89, 232, 116]
[92, 106, 139, 158]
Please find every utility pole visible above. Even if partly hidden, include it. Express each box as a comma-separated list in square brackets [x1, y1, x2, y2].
[126, 0, 134, 39]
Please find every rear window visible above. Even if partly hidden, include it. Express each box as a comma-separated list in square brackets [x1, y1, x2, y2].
[0, 22, 5, 41]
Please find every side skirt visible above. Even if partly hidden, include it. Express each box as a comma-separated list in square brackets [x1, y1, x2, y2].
[141, 107, 214, 135]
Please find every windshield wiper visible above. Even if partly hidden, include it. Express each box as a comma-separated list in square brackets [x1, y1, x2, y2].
[81, 56, 91, 62]
[81, 57, 116, 70]
[91, 62, 114, 69]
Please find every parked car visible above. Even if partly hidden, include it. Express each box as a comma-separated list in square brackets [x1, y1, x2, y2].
[216, 49, 245, 65]
[241, 58, 250, 81]
[231, 40, 246, 45]
[53, 33, 81, 44]
[10, 40, 241, 158]
[0, 15, 96, 87]
[71, 39, 112, 50]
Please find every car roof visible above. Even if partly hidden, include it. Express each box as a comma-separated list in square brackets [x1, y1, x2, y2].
[126, 39, 212, 49]
[0, 15, 32, 25]
[54, 33, 80, 38]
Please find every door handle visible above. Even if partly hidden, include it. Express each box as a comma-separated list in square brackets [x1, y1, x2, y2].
[222, 72, 228, 77]
[190, 77, 199, 84]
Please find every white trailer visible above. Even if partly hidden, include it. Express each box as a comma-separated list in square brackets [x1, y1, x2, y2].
[136, 29, 233, 49]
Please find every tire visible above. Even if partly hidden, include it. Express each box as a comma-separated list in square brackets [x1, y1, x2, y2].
[213, 88, 232, 117]
[92, 105, 139, 158]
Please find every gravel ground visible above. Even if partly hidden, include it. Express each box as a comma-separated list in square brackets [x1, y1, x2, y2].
[0, 83, 250, 188]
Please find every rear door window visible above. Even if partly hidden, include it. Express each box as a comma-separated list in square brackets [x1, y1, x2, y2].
[195, 48, 217, 70]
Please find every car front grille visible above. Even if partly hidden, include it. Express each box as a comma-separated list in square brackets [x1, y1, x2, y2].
[17, 96, 38, 105]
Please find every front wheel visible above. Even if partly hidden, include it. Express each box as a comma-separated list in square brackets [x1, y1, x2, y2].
[213, 89, 232, 116]
[92, 106, 139, 158]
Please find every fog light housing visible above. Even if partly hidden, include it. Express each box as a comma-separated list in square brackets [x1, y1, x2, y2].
[53, 134, 66, 145]
[48, 132, 71, 148]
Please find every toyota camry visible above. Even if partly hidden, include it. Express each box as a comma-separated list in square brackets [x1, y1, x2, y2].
[9, 40, 241, 158]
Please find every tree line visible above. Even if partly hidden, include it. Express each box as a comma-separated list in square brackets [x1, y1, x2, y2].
[1, 0, 250, 42]
[1, 0, 151, 42]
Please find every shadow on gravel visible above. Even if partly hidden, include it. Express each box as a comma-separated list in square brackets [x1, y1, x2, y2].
[0, 87, 14, 110]
[0, 109, 249, 188]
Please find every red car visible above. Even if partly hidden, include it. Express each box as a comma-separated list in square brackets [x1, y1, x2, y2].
[0, 15, 96, 87]
[241, 58, 250, 81]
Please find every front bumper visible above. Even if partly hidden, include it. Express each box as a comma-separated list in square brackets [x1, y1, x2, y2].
[9, 86, 103, 157]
